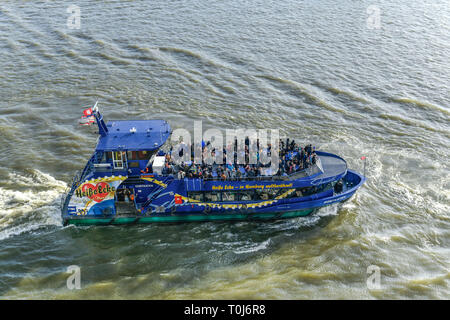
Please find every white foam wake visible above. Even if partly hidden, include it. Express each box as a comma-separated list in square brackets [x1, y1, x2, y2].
[0, 169, 67, 241]
[234, 239, 271, 254]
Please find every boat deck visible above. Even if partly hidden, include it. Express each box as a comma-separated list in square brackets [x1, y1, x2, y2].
[315, 151, 348, 180]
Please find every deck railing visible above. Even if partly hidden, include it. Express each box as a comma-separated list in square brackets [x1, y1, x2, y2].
[60, 169, 82, 214]
[161, 159, 322, 182]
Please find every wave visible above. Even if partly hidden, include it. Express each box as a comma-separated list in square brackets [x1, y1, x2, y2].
[378, 113, 443, 134]
[0, 170, 67, 241]
[257, 75, 349, 115]
[314, 82, 371, 104]
[391, 97, 450, 117]
[158, 46, 233, 73]
[94, 52, 132, 65]
[234, 239, 271, 254]
[159, 47, 209, 64]
[0, 5, 46, 39]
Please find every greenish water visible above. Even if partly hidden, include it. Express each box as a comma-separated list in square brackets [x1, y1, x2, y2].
[0, 0, 449, 299]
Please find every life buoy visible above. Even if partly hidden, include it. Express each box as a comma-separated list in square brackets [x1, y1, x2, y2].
[141, 167, 149, 174]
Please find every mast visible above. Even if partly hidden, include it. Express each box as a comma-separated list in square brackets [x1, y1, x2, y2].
[92, 101, 109, 137]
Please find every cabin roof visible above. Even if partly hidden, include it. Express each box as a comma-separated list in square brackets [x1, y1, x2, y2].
[95, 120, 171, 152]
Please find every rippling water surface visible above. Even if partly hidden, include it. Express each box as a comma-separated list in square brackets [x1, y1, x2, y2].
[0, 0, 449, 299]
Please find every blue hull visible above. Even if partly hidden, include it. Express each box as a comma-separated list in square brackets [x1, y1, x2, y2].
[63, 170, 364, 226]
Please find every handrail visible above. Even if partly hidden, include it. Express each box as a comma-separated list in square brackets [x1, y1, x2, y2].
[61, 169, 82, 214]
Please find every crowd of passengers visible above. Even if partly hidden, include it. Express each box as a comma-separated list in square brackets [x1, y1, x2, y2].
[160, 137, 319, 180]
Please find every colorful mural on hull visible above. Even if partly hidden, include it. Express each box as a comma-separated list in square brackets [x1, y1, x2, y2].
[68, 176, 128, 216]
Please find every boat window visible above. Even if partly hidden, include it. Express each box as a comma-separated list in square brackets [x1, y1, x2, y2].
[138, 150, 154, 160]
[254, 189, 269, 200]
[253, 188, 282, 200]
[221, 191, 255, 202]
[295, 190, 303, 197]
[188, 192, 204, 202]
[105, 152, 112, 161]
[99, 152, 107, 163]
[284, 187, 316, 198]
[306, 186, 318, 195]
[239, 191, 254, 201]
[267, 188, 280, 197]
[204, 192, 221, 202]
[222, 192, 237, 202]
[127, 151, 139, 160]
[317, 182, 332, 192]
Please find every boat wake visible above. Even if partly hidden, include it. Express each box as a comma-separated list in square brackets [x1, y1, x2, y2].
[0, 169, 67, 241]
[233, 238, 272, 254]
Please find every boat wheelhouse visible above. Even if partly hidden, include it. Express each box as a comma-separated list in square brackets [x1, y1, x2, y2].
[61, 105, 365, 225]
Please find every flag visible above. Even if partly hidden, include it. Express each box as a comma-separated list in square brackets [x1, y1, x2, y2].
[80, 104, 97, 126]
[79, 115, 95, 126]
[83, 107, 93, 117]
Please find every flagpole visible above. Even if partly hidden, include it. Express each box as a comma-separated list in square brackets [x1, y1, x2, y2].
[364, 158, 366, 177]
[361, 156, 367, 177]
[93, 100, 99, 113]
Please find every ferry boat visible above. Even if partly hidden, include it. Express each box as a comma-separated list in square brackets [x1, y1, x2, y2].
[61, 104, 366, 226]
